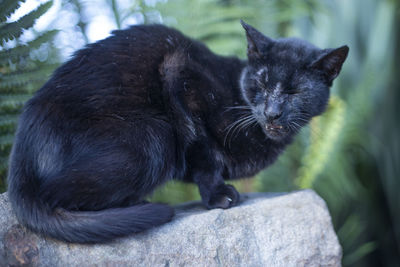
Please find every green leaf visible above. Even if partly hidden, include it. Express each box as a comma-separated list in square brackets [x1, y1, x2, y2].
[0, 1, 53, 42]
[0, 63, 56, 89]
[0, 30, 58, 64]
[0, 114, 19, 127]
[0, 133, 13, 148]
[295, 96, 346, 188]
[0, 0, 26, 23]
[337, 214, 365, 251]
[0, 156, 8, 168]
[0, 94, 31, 109]
[343, 242, 377, 266]
[0, 0, 57, 192]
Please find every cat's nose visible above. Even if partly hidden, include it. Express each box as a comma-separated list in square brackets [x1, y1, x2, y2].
[264, 109, 282, 123]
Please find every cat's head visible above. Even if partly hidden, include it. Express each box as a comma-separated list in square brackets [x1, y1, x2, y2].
[239, 20, 348, 141]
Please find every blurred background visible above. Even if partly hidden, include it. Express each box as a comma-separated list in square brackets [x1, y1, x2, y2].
[0, 0, 399, 265]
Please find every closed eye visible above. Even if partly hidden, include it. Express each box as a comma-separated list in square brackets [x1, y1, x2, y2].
[254, 77, 267, 90]
[253, 91, 265, 103]
[283, 89, 300, 95]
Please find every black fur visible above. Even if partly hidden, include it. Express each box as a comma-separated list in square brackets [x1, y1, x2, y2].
[7, 21, 348, 243]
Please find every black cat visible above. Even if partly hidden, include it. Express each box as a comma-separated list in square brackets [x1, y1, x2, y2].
[7, 20, 348, 243]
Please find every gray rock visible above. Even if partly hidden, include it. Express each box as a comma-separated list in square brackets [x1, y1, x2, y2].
[0, 190, 341, 266]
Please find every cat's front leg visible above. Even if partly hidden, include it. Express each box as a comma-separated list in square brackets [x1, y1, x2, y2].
[187, 142, 240, 209]
[194, 174, 240, 209]
[202, 181, 240, 209]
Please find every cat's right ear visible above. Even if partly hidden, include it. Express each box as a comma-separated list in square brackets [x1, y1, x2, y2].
[240, 20, 272, 59]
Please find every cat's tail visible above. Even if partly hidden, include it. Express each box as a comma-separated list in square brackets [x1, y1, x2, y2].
[8, 172, 174, 244]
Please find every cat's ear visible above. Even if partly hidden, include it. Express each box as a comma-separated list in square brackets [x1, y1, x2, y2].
[240, 20, 272, 59]
[310, 45, 349, 83]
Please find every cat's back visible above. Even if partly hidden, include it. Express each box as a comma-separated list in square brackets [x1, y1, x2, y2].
[26, 25, 197, 120]
[44, 24, 191, 93]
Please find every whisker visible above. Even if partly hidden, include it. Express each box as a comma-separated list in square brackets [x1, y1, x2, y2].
[287, 122, 295, 134]
[291, 121, 301, 129]
[224, 113, 257, 148]
[292, 112, 324, 140]
[227, 117, 254, 144]
[295, 117, 309, 123]
[223, 114, 253, 132]
[231, 117, 256, 140]
[224, 114, 254, 147]
[288, 121, 302, 134]
[224, 105, 252, 111]
[223, 105, 252, 115]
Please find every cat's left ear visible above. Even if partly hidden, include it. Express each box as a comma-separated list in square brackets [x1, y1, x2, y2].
[240, 20, 272, 59]
[310, 45, 349, 83]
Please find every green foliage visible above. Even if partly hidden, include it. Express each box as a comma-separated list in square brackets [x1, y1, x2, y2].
[295, 96, 346, 188]
[156, 0, 253, 56]
[149, 181, 200, 205]
[0, 0, 27, 24]
[0, 0, 59, 190]
[0, 30, 58, 63]
[0, 1, 53, 42]
[155, 0, 320, 57]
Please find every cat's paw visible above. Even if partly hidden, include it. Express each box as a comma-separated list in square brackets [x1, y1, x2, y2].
[206, 184, 240, 209]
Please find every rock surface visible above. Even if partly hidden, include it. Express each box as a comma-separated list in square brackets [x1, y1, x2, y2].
[0, 190, 341, 266]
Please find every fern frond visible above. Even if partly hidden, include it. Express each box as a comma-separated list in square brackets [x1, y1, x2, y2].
[0, 156, 8, 168]
[0, 0, 26, 23]
[0, 114, 19, 128]
[0, 30, 58, 63]
[0, 133, 13, 148]
[0, 0, 58, 192]
[193, 22, 242, 40]
[0, 63, 56, 89]
[0, 94, 31, 109]
[0, 1, 53, 42]
[0, 79, 46, 95]
[157, 0, 254, 55]
[295, 96, 346, 188]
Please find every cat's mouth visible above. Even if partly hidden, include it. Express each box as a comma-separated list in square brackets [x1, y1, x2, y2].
[265, 124, 283, 131]
[264, 123, 287, 140]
